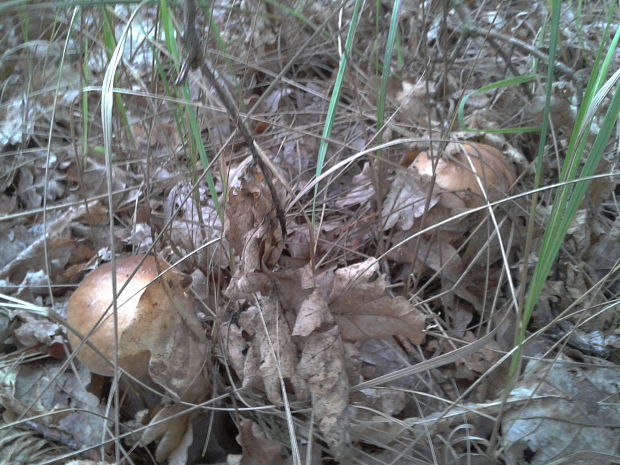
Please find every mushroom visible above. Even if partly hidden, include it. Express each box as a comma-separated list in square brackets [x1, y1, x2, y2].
[412, 142, 516, 210]
[66, 255, 210, 461]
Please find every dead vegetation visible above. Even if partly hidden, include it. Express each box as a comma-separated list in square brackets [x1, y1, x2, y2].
[0, 0, 619, 464]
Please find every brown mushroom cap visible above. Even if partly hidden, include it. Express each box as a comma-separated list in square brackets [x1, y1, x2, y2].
[66, 255, 189, 377]
[413, 142, 516, 207]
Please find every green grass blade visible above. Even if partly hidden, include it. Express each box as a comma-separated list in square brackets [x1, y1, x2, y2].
[457, 74, 541, 134]
[159, 0, 221, 215]
[523, 75, 620, 340]
[312, 0, 363, 225]
[507, 0, 562, 379]
[375, 0, 401, 153]
[513, 8, 620, 377]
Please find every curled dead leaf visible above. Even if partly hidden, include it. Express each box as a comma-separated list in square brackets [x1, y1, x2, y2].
[328, 259, 427, 344]
[299, 326, 351, 460]
[225, 161, 286, 299]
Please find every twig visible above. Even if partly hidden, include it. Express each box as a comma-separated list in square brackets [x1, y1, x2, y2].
[452, 2, 580, 99]
[177, 0, 287, 239]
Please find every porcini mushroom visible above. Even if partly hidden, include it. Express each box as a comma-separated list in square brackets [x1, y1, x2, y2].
[68, 256, 179, 375]
[66, 255, 210, 461]
[412, 142, 516, 209]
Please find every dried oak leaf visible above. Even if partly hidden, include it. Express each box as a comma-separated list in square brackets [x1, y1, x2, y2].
[225, 161, 283, 265]
[164, 181, 227, 270]
[272, 266, 352, 459]
[328, 258, 426, 343]
[225, 295, 307, 404]
[502, 355, 620, 465]
[225, 161, 285, 299]
[381, 167, 438, 231]
[387, 235, 482, 311]
[337, 162, 376, 208]
[298, 326, 352, 460]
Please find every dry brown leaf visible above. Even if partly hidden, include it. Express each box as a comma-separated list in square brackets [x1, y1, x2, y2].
[219, 320, 260, 392]
[444, 332, 501, 380]
[66, 159, 129, 208]
[328, 258, 426, 343]
[140, 404, 191, 463]
[226, 296, 307, 404]
[225, 161, 283, 264]
[298, 326, 351, 460]
[0, 360, 107, 450]
[292, 286, 334, 337]
[0, 204, 89, 283]
[381, 167, 438, 231]
[237, 419, 284, 465]
[225, 161, 285, 299]
[337, 162, 376, 208]
[224, 255, 427, 460]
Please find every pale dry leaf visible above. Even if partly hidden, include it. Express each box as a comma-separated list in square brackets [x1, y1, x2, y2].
[381, 168, 438, 231]
[17, 167, 42, 208]
[225, 162, 285, 299]
[0, 360, 106, 449]
[337, 162, 376, 208]
[145, 344, 209, 456]
[292, 286, 334, 337]
[586, 215, 620, 290]
[66, 159, 129, 208]
[0, 204, 88, 283]
[388, 235, 483, 311]
[120, 222, 153, 255]
[271, 264, 317, 312]
[225, 162, 283, 263]
[0, 194, 17, 215]
[226, 272, 273, 300]
[234, 297, 307, 404]
[164, 182, 227, 269]
[0, 96, 33, 147]
[329, 258, 426, 343]
[237, 419, 284, 465]
[502, 355, 620, 465]
[13, 312, 61, 348]
[444, 331, 502, 382]
[298, 326, 351, 460]
[219, 320, 261, 392]
[142, 277, 210, 404]
[16, 270, 50, 299]
[357, 339, 416, 388]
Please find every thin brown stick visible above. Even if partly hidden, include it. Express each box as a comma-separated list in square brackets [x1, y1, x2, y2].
[178, 0, 287, 239]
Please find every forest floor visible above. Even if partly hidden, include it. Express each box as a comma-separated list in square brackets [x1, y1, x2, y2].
[0, 1, 619, 464]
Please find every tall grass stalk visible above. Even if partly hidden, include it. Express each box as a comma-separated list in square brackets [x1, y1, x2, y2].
[159, 0, 221, 215]
[487, 1, 619, 453]
[513, 5, 620, 380]
[312, 0, 363, 225]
